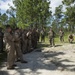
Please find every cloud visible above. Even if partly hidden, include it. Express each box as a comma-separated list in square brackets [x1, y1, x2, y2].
[0, 0, 65, 14]
[50, 0, 63, 14]
[0, 0, 14, 11]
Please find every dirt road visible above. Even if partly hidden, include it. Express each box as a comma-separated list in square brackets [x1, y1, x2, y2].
[0, 44, 75, 75]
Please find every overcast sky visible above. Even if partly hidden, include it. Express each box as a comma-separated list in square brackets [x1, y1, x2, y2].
[0, 0, 63, 14]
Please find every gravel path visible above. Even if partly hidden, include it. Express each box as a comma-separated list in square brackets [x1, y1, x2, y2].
[0, 44, 75, 75]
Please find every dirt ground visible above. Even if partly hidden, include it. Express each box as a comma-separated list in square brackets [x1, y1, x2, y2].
[0, 44, 75, 75]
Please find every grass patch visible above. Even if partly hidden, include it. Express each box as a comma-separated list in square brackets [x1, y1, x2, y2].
[38, 32, 75, 48]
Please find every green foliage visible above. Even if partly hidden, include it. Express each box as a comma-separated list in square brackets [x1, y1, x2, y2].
[17, 21, 29, 29]
[1, 0, 75, 32]
[13, 0, 51, 28]
[0, 12, 8, 28]
[54, 5, 63, 19]
[62, 0, 75, 5]
[62, 0, 75, 32]
[51, 0, 75, 32]
[51, 5, 64, 32]
[0, 13, 8, 25]
[6, 8, 16, 28]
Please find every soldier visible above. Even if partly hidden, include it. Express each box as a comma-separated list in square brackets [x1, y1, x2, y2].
[48, 28, 55, 47]
[14, 28, 27, 63]
[22, 29, 28, 54]
[36, 29, 40, 42]
[68, 33, 74, 43]
[41, 29, 45, 42]
[59, 29, 64, 42]
[4, 25, 15, 69]
[31, 28, 37, 49]
[26, 29, 32, 52]
[19, 29, 23, 53]
[0, 27, 4, 53]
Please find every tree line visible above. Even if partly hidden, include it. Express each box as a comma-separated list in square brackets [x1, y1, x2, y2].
[0, 0, 75, 32]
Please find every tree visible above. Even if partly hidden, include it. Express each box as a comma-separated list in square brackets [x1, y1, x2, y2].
[13, 0, 51, 29]
[54, 5, 63, 29]
[6, 7, 17, 28]
[0, 13, 8, 27]
[62, 0, 75, 32]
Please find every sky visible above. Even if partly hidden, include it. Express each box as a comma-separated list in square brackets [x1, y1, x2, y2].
[0, 0, 63, 14]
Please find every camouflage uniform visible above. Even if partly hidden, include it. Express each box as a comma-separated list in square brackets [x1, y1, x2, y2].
[48, 29, 55, 47]
[22, 30, 28, 53]
[68, 34, 74, 43]
[4, 31, 15, 68]
[41, 30, 45, 42]
[26, 30, 32, 52]
[31, 29, 37, 49]
[0, 28, 4, 53]
[14, 29, 24, 62]
[59, 30, 64, 42]
[36, 29, 40, 42]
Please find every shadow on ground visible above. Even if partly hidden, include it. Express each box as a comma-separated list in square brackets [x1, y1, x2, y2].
[0, 43, 75, 75]
[55, 45, 62, 47]
[14, 50, 75, 75]
[0, 71, 9, 75]
[43, 51, 75, 71]
[38, 42, 50, 48]
[38, 42, 62, 48]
